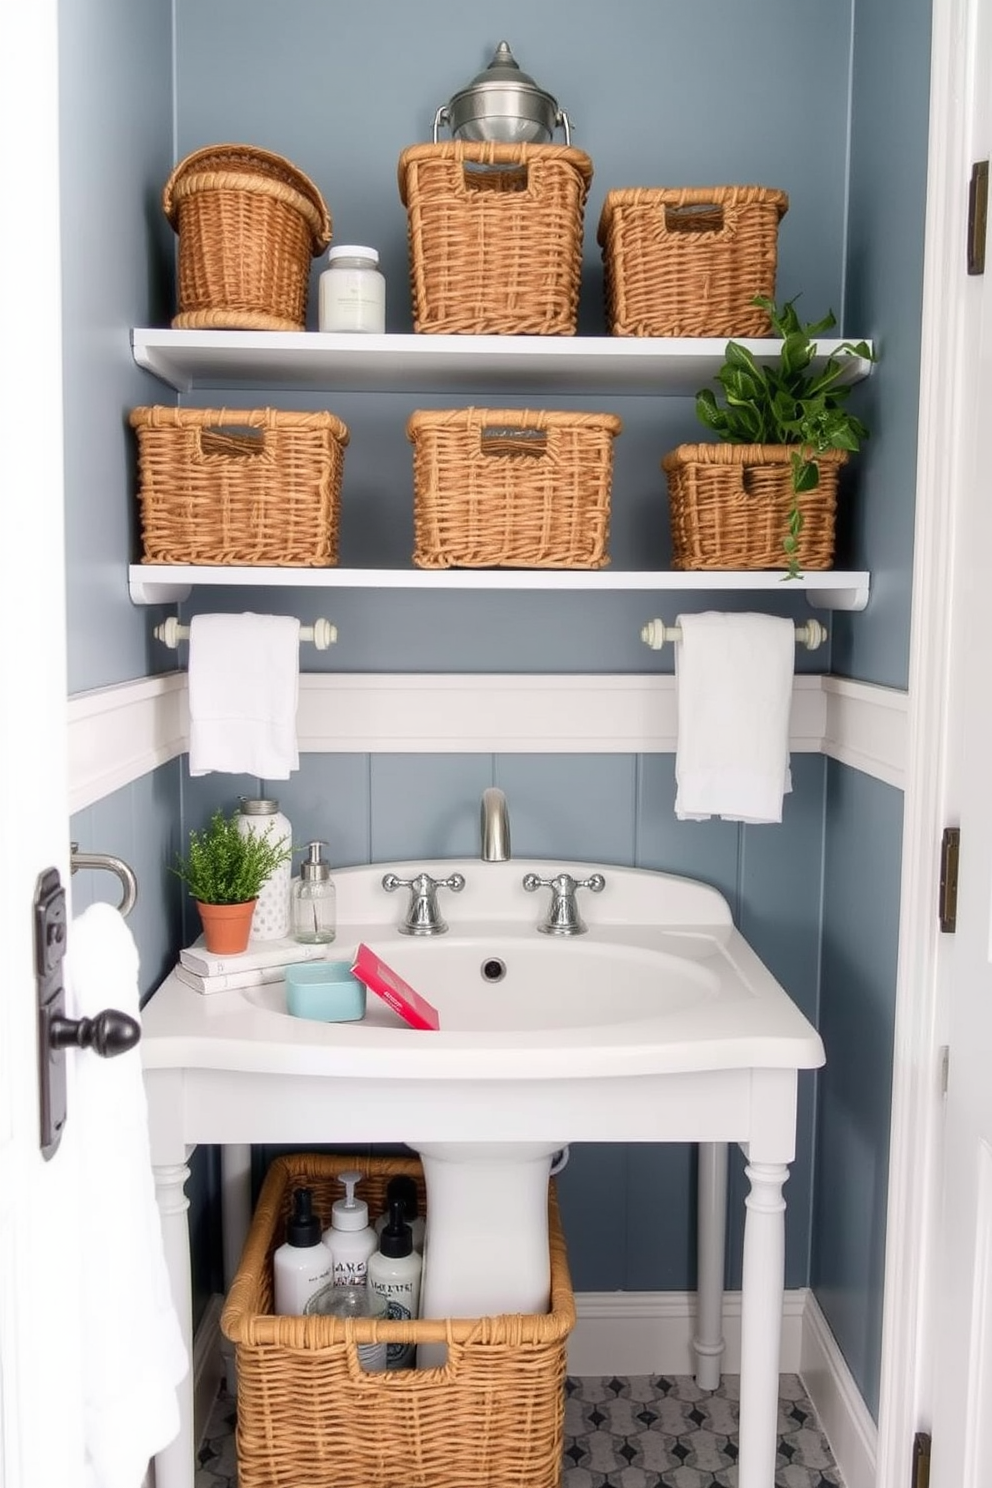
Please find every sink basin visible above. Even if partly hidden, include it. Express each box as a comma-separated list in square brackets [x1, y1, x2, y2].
[245, 934, 719, 1031]
[145, 859, 824, 1123]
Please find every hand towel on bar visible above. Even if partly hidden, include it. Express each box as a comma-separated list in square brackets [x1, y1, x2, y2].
[65, 902, 189, 1488]
[188, 611, 301, 778]
[674, 611, 795, 824]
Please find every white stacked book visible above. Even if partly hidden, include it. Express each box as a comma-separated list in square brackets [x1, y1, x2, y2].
[175, 937, 328, 994]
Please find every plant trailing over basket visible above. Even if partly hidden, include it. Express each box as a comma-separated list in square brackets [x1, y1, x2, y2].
[171, 807, 291, 906]
[695, 295, 875, 577]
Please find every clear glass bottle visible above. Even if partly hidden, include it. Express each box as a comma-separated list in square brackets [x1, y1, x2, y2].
[236, 797, 292, 940]
[318, 245, 385, 333]
[291, 840, 336, 943]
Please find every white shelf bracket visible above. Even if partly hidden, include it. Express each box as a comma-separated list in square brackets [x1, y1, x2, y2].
[129, 573, 192, 605]
[806, 577, 871, 612]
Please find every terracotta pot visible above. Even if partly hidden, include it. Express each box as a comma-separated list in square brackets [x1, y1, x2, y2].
[196, 899, 257, 955]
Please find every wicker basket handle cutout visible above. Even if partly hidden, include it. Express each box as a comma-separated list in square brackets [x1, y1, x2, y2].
[479, 424, 549, 458]
[196, 423, 269, 462]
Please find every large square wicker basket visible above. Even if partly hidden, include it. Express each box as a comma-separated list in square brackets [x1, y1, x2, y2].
[221, 1152, 575, 1488]
[407, 407, 622, 569]
[662, 443, 847, 570]
[598, 185, 788, 338]
[397, 142, 593, 334]
[163, 143, 331, 331]
[130, 406, 349, 567]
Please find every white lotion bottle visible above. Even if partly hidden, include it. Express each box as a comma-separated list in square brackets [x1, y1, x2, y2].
[373, 1173, 426, 1254]
[272, 1187, 333, 1314]
[369, 1199, 422, 1370]
[322, 1169, 377, 1286]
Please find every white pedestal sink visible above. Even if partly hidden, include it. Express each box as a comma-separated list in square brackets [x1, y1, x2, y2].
[140, 859, 824, 1488]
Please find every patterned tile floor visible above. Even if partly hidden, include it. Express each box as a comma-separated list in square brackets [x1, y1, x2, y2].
[196, 1373, 843, 1487]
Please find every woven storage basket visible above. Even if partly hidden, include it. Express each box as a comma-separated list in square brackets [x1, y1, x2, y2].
[662, 443, 846, 570]
[163, 143, 331, 331]
[129, 406, 349, 566]
[398, 142, 593, 334]
[408, 407, 622, 569]
[598, 186, 788, 337]
[221, 1152, 574, 1488]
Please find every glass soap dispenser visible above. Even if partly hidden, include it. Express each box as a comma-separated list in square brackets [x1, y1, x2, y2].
[291, 840, 336, 943]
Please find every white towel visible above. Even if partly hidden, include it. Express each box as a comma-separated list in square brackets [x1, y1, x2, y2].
[65, 903, 189, 1488]
[674, 612, 795, 824]
[188, 612, 301, 778]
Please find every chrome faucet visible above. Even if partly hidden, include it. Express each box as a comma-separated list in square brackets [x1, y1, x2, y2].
[523, 871, 606, 935]
[382, 870, 465, 935]
[481, 787, 511, 862]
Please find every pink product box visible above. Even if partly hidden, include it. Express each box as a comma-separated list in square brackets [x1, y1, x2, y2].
[351, 943, 441, 1031]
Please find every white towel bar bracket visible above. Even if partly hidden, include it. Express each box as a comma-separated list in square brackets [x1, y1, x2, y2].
[154, 616, 337, 650]
[640, 617, 828, 652]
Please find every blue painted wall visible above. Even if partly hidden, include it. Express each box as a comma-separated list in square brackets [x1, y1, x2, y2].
[56, 0, 931, 1420]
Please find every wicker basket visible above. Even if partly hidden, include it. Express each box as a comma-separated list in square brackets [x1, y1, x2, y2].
[598, 186, 788, 337]
[221, 1152, 574, 1488]
[129, 406, 349, 566]
[662, 443, 847, 570]
[397, 142, 593, 334]
[407, 407, 622, 569]
[163, 144, 331, 331]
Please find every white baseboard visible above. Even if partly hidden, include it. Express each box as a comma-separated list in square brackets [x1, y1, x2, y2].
[567, 1287, 808, 1376]
[801, 1290, 878, 1488]
[190, 1287, 875, 1488]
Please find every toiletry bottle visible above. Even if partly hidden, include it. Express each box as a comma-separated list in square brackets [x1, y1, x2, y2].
[272, 1187, 333, 1315]
[291, 840, 336, 944]
[318, 245, 386, 333]
[322, 1169, 377, 1286]
[373, 1174, 426, 1253]
[237, 797, 293, 940]
[368, 1199, 422, 1369]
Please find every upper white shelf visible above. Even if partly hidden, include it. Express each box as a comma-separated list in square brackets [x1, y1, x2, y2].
[128, 564, 870, 610]
[131, 328, 875, 398]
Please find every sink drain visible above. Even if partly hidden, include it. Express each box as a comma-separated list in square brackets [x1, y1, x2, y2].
[480, 957, 507, 983]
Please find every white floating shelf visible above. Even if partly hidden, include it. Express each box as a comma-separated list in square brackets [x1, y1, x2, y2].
[131, 328, 875, 397]
[128, 565, 870, 611]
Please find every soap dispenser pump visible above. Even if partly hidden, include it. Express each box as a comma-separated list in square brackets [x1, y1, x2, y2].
[322, 1169, 377, 1285]
[291, 840, 336, 944]
[272, 1186, 333, 1314]
[369, 1199, 422, 1370]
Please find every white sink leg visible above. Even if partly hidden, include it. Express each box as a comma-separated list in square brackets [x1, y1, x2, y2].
[694, 1141, 728, 1389]
[220, 1143, 252, 1393]
[738, 1159, 788, 1488]
[152, 1159, 194, 1488]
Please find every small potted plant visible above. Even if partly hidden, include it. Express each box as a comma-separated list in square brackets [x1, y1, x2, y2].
[171, 807, 293, 954]
[663, 295, 875, 577]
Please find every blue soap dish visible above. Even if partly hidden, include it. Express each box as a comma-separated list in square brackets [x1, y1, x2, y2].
[285, 960, 366, 1023]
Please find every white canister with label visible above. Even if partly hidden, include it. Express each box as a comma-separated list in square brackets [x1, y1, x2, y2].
[236, 797, 292, 940]
[319, 245, 385, 333]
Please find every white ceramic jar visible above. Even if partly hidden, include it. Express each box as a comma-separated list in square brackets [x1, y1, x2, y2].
[318, 245, 385, 333]
[236, 797, 292, 940]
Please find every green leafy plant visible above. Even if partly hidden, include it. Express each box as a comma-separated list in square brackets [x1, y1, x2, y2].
[695, 294, 875, 576]
[171, 808, 292, 905]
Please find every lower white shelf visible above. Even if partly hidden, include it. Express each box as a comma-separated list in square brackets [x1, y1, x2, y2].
[127, 565, 871, 611]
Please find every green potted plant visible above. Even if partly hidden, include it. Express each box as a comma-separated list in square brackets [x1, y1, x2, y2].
[171, 807, 292, 954]
[663, 295, 875, 578]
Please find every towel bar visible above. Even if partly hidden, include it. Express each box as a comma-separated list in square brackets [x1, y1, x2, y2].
[153, 616, 337, 650]
[640, 617, 828, 652]
[69, 844, 138, 918]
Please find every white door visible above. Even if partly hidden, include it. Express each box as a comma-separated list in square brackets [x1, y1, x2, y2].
[929, 4, 992, 1479]
[0, 4, 88, 1485]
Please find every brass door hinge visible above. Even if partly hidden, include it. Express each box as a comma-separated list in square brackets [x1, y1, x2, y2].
[939, 826, 960, 933]
[968, 160, 988, 274]
[912, 1430, 931, 1488]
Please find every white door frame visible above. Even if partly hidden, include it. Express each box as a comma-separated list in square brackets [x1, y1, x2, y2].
[875, 0, 976, 1480]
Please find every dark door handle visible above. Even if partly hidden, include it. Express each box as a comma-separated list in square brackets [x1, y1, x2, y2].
[48, 1009, 141, 1057]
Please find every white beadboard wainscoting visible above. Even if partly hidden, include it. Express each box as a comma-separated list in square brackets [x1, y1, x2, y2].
[68, 670, 907, 812]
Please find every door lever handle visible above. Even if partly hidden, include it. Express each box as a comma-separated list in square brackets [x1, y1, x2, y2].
[48, 1009, 140, 1057]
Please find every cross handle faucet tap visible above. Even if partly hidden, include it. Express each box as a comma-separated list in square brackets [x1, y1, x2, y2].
[383, 871, 465, 936]
[523, 871, 606, 936]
